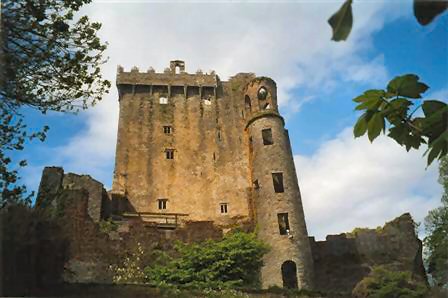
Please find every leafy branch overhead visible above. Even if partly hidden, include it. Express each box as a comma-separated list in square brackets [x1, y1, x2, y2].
[353, 74, 447, 166]
[1, 0, 110, 204]
[1, 0, 111, 113]
[328, 0, 448, 41]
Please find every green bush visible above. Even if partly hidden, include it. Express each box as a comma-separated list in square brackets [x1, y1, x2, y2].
[144, 231, 269, 289]
[352, 266, 428, 298]
[99, 219, 118, 234]
[109, 242, 146, 284]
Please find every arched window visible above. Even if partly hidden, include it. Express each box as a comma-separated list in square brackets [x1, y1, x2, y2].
[281, 260, 298, 289]
[245, 95, 251, 111]
[258, 87, 269, 110]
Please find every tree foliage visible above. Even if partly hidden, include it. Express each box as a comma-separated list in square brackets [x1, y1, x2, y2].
[352, 266, 428, 298]
[329, 0, 448, 42]
[144, 231, 269, 289]
[424, 156, 448, 287]
[353, 74, 447, 166]
[0, 0, 110, 204]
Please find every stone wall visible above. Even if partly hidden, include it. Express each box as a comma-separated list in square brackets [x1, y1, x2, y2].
[36, 167, 110, 222]
[309, 213, 427, 294]
[112, 66, 255, 227]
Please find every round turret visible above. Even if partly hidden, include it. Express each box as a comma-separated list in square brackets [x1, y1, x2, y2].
[244, 77, 314, 289]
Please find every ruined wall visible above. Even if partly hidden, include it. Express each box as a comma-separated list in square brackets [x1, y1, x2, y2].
[309, 213, 427, 294]
[112, 64, 255, 227]
[36, 167, 110, 222]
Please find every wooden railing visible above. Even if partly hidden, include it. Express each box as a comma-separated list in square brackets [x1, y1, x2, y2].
[122, 212, 189, 229]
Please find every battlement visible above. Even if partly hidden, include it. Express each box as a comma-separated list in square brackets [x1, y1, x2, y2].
[116, 60, 218, 88]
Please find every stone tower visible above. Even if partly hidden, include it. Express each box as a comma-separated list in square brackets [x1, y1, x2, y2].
[244, 78, 314, 288]
[111, 61, 313, 289]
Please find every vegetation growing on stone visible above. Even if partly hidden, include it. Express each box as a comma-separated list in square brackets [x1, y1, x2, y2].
[99, 219, 119, 234]
[352, 266, 428, 298]
[108, 231, 269, 290]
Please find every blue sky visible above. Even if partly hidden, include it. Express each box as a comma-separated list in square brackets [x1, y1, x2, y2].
[13, 0, 447, 240]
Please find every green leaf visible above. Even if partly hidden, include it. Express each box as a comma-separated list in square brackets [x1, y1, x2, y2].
[422, 102, 448, 144]
[426, 131, 448, 166]
[388, 124, 408, 146]
[414, 0, 448, 26]
[328, 0, 353, 42]
[355, 97, 382, 111]
[353, 89, 385, 103]
[387, 74, 429, 98]
[422, 100, 447, 117]
[354, 113, 368, 137]
[367, 112, 384, 142]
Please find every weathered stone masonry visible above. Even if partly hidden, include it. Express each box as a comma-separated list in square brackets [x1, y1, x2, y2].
[111, 61, 314, 289]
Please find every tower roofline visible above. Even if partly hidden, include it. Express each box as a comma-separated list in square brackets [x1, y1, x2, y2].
[116, 60, 218, 88]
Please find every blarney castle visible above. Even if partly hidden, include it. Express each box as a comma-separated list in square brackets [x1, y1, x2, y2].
[4, 60, 426, 294]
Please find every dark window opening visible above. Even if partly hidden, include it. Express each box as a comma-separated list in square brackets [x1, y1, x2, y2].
[281, 261, 298, 289]
[217, 131, 221, 140]
[171, 86, 184, 97]
[158, 199, 168, 210]
[262, 128, 273, 145]
[163, 126, 172, 134]
[245, 95, 252, 111]
[272, 172, 284, 193]
[220, 203, 228, 214]
[277, 213, 290, 235]
[253, 179, 260, 189]
[258, 87, 268, 100]
[165, 149, 174, 159]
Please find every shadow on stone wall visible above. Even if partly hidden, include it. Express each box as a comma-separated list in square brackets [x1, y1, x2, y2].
[309, 213, 427, 294]
[0, 204, 68, 296]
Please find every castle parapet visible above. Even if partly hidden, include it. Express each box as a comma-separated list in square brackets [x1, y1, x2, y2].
[116, 60, 218, 88]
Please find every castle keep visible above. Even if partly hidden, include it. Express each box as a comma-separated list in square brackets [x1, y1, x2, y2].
[111, 60, 314, 288]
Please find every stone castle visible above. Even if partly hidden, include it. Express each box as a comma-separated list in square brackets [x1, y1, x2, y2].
[7, 60, 425, 296]
[111, 60, 313, 289]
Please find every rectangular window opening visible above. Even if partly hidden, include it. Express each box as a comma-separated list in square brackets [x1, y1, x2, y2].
[159, 96, 168, 104]
[220, 203, 228, 214]
[165, 149, 174, 159]
[158, 199, 168, 210]
[262, 128, 274, 145]
[163, 126, 172, 134]
[277, 213, 290, 235]
[272, 172, 284, 193]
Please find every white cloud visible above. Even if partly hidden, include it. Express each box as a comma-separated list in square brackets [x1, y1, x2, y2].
[60, 1, 397, 185]
[295, 128, 442, 240]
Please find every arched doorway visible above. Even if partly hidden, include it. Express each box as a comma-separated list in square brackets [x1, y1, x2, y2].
[281, 260, 298, 289]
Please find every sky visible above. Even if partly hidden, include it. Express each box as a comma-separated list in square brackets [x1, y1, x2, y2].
[14, 0, 448, 240]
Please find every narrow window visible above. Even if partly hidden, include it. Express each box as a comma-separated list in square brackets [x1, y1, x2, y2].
[159, 96, 168, 104]
[277, 213, 290, 235]
[165, 149, 174, 159]
[245, 95, 251, 111]
[158, 199, 168, 210]
[253, 179, 260, 190]
[163, 126, 172, 134]
[272, 172, 284, 193]
[220, 203, 228, 214]
[262, 128, 273, 145]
